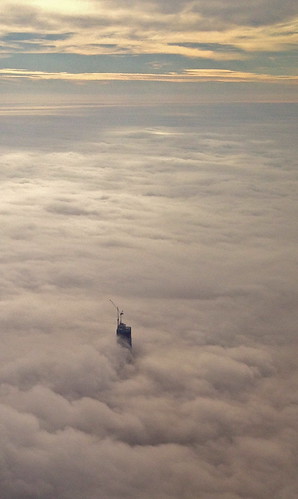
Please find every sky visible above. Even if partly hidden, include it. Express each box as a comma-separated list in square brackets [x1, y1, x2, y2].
[0, 2, 298, 499]
[0, 0, 297, 105]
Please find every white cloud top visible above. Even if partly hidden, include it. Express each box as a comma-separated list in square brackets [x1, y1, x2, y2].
[0, 102, 297, 497]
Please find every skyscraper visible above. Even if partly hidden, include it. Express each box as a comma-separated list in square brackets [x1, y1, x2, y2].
[110, 300, 132, 348]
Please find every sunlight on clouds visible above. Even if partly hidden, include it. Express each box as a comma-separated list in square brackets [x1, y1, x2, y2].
[0, 68, 297, 84]
[227, 19, 298, 52]
[14, 0, 96, 15]
[0, 0, 297, 61]
[32, 18, 298, 60]
[0, 2, 297, 106]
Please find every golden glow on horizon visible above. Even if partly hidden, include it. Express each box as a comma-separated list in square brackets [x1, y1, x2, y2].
[0, 68, 297, 83]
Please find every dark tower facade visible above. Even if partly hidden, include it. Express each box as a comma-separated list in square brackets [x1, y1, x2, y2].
[116, 313, 132, 348]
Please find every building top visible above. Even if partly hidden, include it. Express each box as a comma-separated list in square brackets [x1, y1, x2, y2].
[110, 299, 132, 348]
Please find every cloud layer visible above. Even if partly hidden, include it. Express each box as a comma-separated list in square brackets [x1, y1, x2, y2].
[1, 0, 297, 58]
[1, 67, 297, 83]
[0, 102, 297, 498]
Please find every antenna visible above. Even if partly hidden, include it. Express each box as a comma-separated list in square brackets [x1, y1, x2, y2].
[109, 299, 123, 326]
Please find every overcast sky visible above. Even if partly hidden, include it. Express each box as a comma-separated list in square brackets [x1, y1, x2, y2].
[0, 2, 298, 499]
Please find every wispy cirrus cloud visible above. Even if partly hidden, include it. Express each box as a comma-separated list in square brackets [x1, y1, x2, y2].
[0, 0, 297, 60]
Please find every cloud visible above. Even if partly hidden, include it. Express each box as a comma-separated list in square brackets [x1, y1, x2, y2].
[0, 103, 297, 498]
[0, 0, 297, 59]
[1, 67, 298, 83]
[189, 0, 298, 27]
[89, 0, 298, 28]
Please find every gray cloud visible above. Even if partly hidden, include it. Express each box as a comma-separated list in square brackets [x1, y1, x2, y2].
[190, 0, 298, 27]
[103, 0, 298, 27]
[0, 103, 297, 498]
[2, 4, 58, 31]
